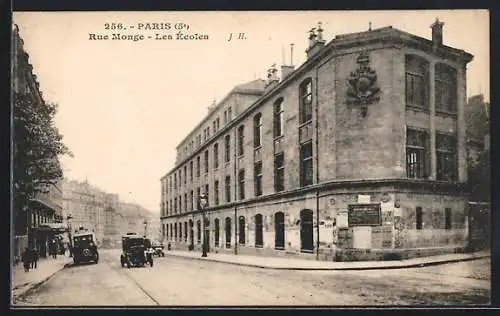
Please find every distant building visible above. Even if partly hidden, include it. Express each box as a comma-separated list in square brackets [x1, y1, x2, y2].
[160, 19, 474, 261]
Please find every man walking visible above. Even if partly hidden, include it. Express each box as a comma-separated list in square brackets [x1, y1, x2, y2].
[31, 247, 38, 269]
[21, 247, 32, 272]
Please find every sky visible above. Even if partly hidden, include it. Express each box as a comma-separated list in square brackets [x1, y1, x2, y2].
[13, 10, 489, 213]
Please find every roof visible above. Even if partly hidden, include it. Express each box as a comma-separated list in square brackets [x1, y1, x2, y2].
[232, 79, 267, 94]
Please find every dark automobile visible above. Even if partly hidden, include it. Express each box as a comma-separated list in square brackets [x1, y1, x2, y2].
[120, 233, 153, 268]
[72, 232, 99, 265]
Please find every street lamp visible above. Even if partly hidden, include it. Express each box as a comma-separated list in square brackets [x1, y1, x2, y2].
[67, 214, 73, 257]
[199, 193, 209, 258]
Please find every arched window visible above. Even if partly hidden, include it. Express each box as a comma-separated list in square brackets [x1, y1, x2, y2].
[273, 98, 284, 138]
[214, 218, 220, 247]
[213, 143, 219, 169]
[299, 79, 313, 124]
[189, 219, 194, 246]
[238, 216, 246, 244]
[253, 113, 263, 148]
[237, 125, 245, 156]
[197, 220, 201, 244]
[274, 212, 285, 249]
[255, 214, 263, 247]
[300, 209, 314, 252]
[225, 217, 232, 248]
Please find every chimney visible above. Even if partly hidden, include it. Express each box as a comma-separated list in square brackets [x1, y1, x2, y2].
[306, 22, 326, 59]
[281, 43, 295, 80]
[431, 18, 444, 48]
[266, 64, 279, 90]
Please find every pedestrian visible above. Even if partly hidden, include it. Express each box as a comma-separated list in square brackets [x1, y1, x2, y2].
[31, 247, 38, 269]
[51, 239, 57, 259]
[21, 247, 31, 272]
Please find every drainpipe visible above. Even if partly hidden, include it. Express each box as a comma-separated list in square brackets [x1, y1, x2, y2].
[233, 125, 238, 255]
[315, 66, 320, 261]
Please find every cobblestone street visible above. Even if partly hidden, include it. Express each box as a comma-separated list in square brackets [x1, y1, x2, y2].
[13, 249, 490, 306]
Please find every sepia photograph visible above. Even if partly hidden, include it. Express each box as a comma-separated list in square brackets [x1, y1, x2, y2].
[10, 10, 490, 307]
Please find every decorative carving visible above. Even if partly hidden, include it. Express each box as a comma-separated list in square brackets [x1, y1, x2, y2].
[346, 52, 381, 117]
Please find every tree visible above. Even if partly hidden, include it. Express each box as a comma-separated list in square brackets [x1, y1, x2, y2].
[467, 148, 490, 202]
[13, 92, 72, 233]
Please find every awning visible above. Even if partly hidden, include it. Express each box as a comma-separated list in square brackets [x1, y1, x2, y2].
[29, 198, 59, 212]
[34, 222, 68, 233]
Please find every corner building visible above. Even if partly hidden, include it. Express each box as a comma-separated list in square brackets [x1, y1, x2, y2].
[160, 20, 473, 261]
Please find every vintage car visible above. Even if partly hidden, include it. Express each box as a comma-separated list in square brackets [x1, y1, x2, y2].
[72, 232, 99, 265]
[152, 241, 165, 257]
[120, 233, 153, 268]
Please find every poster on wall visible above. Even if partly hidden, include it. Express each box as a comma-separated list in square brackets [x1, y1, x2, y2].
[348, 203, 382, 226]
[337, 213, 348, 228]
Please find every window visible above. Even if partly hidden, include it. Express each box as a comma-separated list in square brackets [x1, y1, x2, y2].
[224, 110, 227, 124]
[213, 121, 216, 133]
[406, 128, 429, 179]
[274, 98, 284, 137]
[225, 175, 231, 203]
[197, 220, 201, 243]
[204, 150, 209, 174]
[196, 156, 200, 177]
[184, 193, 187, 212]
[299, 79, 313, 124]
[204, 184, 209, 200]
[225, 217, 232, 248]
[228, 107, 232, 121]
[253, 113, 263, 148]
[214, 180, 219, 206]
[179, 170, 182, 188]
[190, 161, 193, 181]
[255, 214, 263, 247]
[445, 208, 452, 230]
[405, 55, 429, 109]
[238, 216, 245, 244]
[224, 135, 231, 162]
[274, 152, 285, 192]
[436, 133, 457, 181]
[207, 126, 211, 139]
[254, 162, 262, 196]
[435, 63, 457, 113]
[174, 174, 177, 189]
[300, 209, 314, 252]
[216, 118, 220, 130]
[237, 125, 245, 156]
[196, 187, 201, 208]
[300, 141, 313, 186]
[174, 197, 177, 213]
[184, 166, 187, 185]
[238, 169, 245, 200]
[179, 196, 182, 213]
[190, 190, 193, 210]
[213, 143, 219, 169]
[214, 218, 220, 247]
[416, 207, 423, 230]
[184, 222, 188, 242]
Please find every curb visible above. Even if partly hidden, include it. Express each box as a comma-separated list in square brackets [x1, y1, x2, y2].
[165, 253, 490, 271]
[13, 261, 72, 302]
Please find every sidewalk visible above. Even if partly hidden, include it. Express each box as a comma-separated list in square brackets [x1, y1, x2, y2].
[165, 249, 490, 271]
[11, 255, 72, 301]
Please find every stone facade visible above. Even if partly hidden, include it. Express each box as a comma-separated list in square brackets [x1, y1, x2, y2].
[160, 20, 474, 261]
